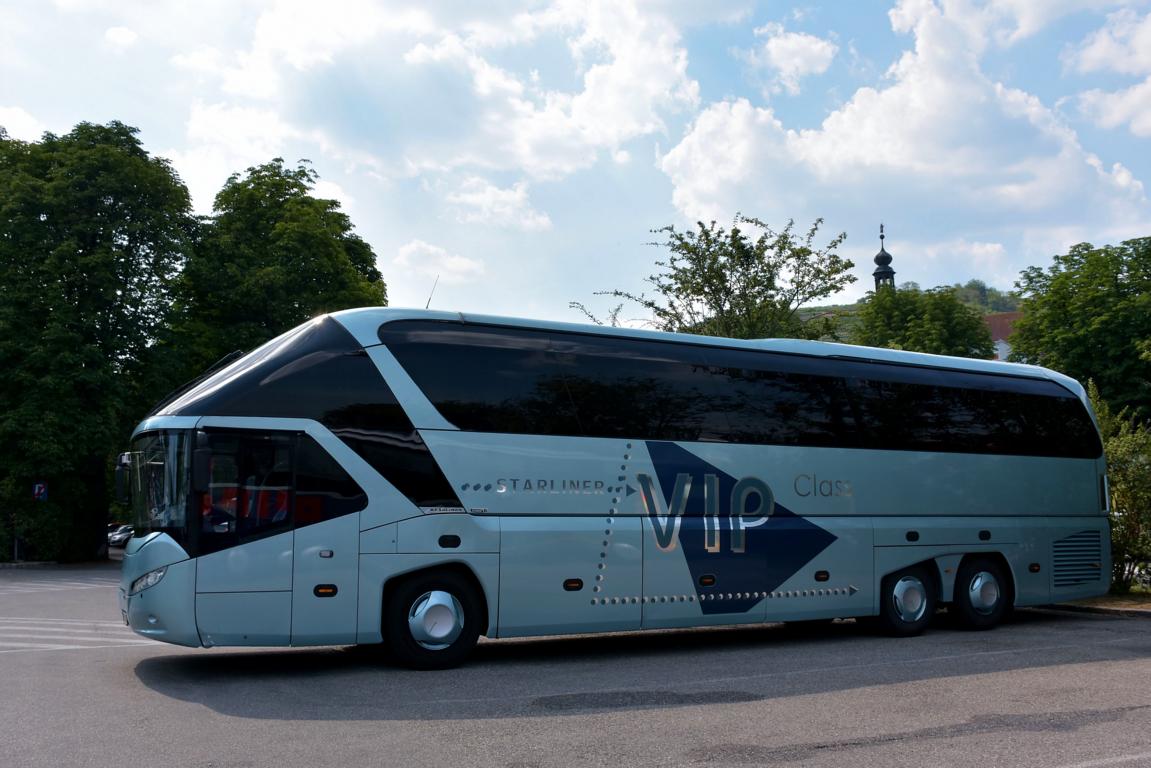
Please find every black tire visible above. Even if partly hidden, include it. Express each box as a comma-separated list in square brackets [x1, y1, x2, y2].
[877, 565, 936, 637]
[951, 558, 1010, 631]
[384, 570, 482, 670]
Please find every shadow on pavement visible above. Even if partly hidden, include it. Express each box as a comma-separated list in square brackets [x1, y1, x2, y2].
[133, 607, 1151, 722]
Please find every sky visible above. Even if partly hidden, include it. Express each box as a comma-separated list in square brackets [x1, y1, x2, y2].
[2, 0, 1150, 323]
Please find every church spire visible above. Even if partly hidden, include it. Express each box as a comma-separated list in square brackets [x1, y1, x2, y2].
[873, 223, 895, 290]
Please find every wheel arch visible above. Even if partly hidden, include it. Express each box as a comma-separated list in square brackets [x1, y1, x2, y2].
[954, 552, 1016, 608]
[382, 562, 491, 638]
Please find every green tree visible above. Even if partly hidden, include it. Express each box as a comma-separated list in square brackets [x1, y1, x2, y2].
[0, 122, 194, 560]
[950, 279, 1020, 313]
[162, 159, 387, 387]
[852, 286, 995, 358]
[1089, 382, 1151, 592]
[578, 216, 854, 340]
[1010, 238, 1151, 419]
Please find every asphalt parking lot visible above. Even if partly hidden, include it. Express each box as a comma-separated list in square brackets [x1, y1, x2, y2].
[3, 562, 1150, 768]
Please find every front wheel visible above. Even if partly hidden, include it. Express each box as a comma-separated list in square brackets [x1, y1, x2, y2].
[877, 565, 936, 636]
[951, 558, 1009, 630]
[384, 571, 482, 670]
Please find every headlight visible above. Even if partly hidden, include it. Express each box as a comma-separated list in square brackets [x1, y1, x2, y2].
[129, 566, 167, 595]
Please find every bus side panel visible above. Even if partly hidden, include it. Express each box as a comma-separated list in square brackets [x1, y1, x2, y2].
[640, 518, 872, 629]
[1035, 516, 1111, 605]
[498, 516, 642, 637]
[196, 592, 293, 646]
[761, 517, 874, 623]
[356, 553, 500, 645]
[871, 516, 1109, 607]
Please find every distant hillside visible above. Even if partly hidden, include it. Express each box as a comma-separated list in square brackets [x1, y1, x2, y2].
[798, 279, 1019, 341]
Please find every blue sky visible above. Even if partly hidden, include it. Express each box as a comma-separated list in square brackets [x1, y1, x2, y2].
[3, 0, 1150, 323]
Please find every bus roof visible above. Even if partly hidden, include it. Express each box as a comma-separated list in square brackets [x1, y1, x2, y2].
[329, 306, 1087, 402]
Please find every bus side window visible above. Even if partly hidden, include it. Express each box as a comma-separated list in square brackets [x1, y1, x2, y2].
[294, 435, 367, 526]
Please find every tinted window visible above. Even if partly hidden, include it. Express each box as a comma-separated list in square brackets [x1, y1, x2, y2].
[162, 315, 461, 510]
[839, 361, 1101, 458]
[553, 335, 730, 441]
[380, 320, 1101, 459]
[698, 348, 857, 448]
[295, 435, 368, 525]
[197, 432, 294, 556]
[381, 323, 582, 436]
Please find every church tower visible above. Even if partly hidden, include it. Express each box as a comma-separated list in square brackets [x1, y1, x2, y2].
[873, 224, 895, 291]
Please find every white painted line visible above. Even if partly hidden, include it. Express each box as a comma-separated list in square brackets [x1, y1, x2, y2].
[0, 617, 125, 626]
[0, 625, 138, 637]
[1056, 752, 1151, 768]
[0, 642, 159, 654]
[0, 632, 151, 643]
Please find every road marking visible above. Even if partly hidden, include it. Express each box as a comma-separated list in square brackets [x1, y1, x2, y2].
[0, 617, 125, 626]
[0, 643, 156, 654]
[0, 578, 120, 595]
[0, 631, 150, 642]
[0, 613, 151, 652]
[1057, 752, 1151, 768]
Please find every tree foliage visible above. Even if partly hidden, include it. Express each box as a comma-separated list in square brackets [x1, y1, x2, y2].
[1010, 239, 1151, 419]
[1089, 382, 1151, 592]
[0, 122, 194, 560]
[949, 278, 1020, 313]
[851, 286, 995, 358]
[161, 158, 387, 388]
[586, 216, 855, 340]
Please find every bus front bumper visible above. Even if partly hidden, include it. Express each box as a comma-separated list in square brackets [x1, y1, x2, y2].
[121, 557, 202, 648]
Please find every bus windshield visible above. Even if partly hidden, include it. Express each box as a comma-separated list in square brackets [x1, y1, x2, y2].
[128, 430, 191, 546]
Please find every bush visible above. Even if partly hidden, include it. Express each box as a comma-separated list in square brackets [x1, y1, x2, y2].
[1090, 382, 1151, 592]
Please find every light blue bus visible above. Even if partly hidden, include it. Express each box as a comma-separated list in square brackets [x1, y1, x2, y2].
[119, 308, 1110, 668]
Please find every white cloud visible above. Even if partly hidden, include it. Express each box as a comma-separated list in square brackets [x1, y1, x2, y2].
[103, 26, 138, 49]
[164, 102, 304, 213]
[444, 177, 552, 231]
[402, 0, 699, 180]
[1079, 80, 1151, 137]
[935, 0, 1142, 47]
[312, 179, 354, 210]
[750, 23, 838, 96]
[1066, 7, 1151, 75]
[1067, 8, 1151, 137]
[169, 0, 436, 99]
[660, 0, 1150, 287]
[393, 239, 486, 285]
[919, 239, 1015, 286]
[0, 106, 46, 141]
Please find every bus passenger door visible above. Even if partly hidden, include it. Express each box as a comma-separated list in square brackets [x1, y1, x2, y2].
[195, 433, 295, 647]
[290, 434, 367, 646]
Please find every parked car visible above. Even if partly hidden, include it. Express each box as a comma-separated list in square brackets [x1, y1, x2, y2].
[107, 524, 134, 548]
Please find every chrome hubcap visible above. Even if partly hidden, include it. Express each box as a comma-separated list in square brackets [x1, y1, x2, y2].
[408, 590, 464, 650]
[967, 571, 1001, 615]
[891, 576, 928, 623]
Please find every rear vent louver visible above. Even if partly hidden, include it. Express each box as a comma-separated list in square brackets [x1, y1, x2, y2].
[1052, 530, 1103, 588]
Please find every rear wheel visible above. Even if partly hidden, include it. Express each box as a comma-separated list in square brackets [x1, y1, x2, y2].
[952, 558, 1009, 630]
[877, 565, 936, 636]
[384, 570, 482, 670]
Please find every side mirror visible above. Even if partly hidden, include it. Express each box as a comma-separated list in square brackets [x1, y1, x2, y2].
[114, 452, 130, 504]
[192, 447, 212, 494]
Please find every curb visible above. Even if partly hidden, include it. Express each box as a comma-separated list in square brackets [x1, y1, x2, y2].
[1048, 602, 1151, 619]
[0, 561, 58, 570]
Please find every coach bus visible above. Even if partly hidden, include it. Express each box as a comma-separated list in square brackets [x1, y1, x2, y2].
[118, 308, 1110, 668]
